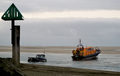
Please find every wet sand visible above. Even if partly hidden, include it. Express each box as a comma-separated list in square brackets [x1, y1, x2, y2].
[21, 63, 120, 76]
[0, 46, 120, 54]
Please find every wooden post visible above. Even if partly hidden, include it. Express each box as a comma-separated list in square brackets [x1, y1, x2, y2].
[12, 26, 20, 66]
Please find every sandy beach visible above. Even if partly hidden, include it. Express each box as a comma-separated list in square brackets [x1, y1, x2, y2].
[21, 63, 120, 76]
[0, 46, 120, 54]
[1, 57, 120, 76]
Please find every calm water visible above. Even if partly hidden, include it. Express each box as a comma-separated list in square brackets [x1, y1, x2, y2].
[0, 52, 120, 72]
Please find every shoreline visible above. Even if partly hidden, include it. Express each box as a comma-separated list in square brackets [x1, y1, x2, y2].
[0, 46, 120, 54]
[0, 46, 120, 76]
[21, 63, 120, 76]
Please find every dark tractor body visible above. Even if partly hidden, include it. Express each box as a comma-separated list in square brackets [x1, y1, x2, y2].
[28, 54, 47, 62]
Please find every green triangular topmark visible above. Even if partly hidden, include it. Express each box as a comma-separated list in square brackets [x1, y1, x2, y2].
[1, 3, 24, 20]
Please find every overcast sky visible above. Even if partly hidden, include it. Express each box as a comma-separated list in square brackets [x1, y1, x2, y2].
[0, 0, 120, 46]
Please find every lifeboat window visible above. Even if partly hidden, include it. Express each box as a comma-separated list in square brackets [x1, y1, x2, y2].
[88, 48, 94, 51]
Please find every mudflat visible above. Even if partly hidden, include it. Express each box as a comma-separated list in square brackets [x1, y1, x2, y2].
[0, 46, 120, 54]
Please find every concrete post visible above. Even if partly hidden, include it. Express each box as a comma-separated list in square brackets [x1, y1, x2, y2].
[12, 26, 20, 66]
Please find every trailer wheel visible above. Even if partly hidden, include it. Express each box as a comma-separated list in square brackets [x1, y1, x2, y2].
[28, 58, 32, 62]
[44, 59, 47, 62]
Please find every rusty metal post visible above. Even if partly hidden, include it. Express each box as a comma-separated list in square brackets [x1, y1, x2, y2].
[12, 26, 20, 65]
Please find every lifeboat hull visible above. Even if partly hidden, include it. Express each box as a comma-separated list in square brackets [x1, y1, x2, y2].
[72, 51, 100, 61]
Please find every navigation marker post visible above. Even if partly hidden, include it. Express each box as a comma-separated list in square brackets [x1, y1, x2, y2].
[1, 3, 23, 66]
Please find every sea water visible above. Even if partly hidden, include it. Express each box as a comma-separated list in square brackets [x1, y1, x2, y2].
[0, 52, 120, 72]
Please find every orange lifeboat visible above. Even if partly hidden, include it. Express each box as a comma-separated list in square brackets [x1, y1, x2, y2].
[72, 40, 101, 60]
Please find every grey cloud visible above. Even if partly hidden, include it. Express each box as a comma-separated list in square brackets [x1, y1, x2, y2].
[0, 0, 120, 12]
[0, 0, 120, 46]
[1, 18, 120, 46]
[12, 18, 120, 46]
